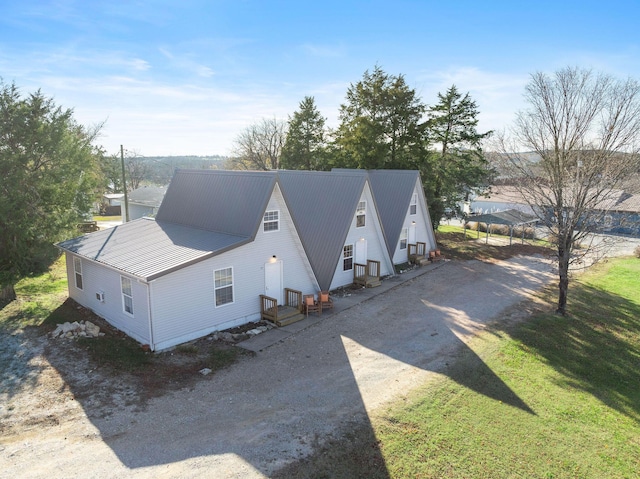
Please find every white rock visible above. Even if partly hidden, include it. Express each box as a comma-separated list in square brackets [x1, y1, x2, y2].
[199, 368, 212, 376]
[85, 321, 100, 337]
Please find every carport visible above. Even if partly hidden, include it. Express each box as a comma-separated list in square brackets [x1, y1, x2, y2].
[466, 209, 538, 245]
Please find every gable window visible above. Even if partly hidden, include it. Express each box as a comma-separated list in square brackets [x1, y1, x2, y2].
[214, 267, 234, 307]
[399, 228, 408, 250]
[410, 193, 417, 215]
[73, 257, 83, 290]
[263, 210, 279, 232]
[121, 276, 134, 316]
[343, 244, 353, 271]
[356, 201, 366, 227]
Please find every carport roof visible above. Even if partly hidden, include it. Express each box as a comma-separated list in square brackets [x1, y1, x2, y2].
[468, 209, 538, 226]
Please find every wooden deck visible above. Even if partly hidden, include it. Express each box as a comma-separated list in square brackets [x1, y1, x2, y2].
[353, 260, 381, 288]
[409, 242, 442, 265]
[260, 288, 305, 327]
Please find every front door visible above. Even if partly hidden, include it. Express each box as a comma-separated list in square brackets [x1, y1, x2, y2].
[409, 222, 416, 244]
[265, 260, 283, 305]
[355, 238, 367, 265]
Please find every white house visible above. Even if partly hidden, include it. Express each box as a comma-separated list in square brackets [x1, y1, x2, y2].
[58, 169, 438, 350]
[58, 170, 319, 351]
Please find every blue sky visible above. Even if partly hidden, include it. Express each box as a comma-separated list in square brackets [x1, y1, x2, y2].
[1, 0, 639, 156]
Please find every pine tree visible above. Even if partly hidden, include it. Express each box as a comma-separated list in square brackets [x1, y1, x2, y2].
[281, 96, 327, 170]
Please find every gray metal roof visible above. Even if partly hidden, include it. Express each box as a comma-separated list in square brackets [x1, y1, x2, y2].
[468, 209, 538, 226]
[156, 169, 277, 236]
[57, 218, 248, 281]
[277, 170, 368, 291]
[333, 169, 423, 259]
[367, 170, 421, 258]
[128, 185, 167, 207]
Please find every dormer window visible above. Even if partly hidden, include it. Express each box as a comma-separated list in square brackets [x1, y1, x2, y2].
[356, 201, 366, 227]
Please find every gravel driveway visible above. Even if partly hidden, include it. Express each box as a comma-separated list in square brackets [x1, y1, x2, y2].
[1, 255, 554, 478]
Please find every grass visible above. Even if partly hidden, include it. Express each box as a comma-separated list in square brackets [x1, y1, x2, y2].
[281, 257, 640, 478]
[436, 224, 553, 262]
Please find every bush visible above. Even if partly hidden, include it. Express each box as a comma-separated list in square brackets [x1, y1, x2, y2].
[634, 245, 640, 258]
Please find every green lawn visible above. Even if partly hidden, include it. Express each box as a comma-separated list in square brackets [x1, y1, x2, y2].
[376, 257, 640, 478]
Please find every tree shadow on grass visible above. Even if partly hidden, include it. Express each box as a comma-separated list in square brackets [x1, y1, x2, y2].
[497, 283, 640, 421]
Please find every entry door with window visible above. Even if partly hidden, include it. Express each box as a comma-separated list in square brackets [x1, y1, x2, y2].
[265, 260, 283, 305]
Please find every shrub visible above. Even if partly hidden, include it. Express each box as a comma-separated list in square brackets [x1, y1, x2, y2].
[634, 245, 640, 258]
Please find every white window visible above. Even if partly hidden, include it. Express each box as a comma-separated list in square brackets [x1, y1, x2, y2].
[410, 193, 417, 215]
[73, 257, 83, 290]
[400, 228, 408, 250]
[121, 276, 134, 316]
[263, 210, 279, 232]
[214, 267, 234, 307]
[343, 244, 353, 271]
[356, 201, 366, 227]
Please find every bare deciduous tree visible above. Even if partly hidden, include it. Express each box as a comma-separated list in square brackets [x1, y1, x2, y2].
[228, 118, 286, 170]
[496, 67, 640, 315]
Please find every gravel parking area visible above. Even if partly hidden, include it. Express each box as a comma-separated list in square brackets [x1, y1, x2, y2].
[1, 255, 554, 478]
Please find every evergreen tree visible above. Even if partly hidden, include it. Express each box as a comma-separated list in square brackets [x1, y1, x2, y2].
[423, 85, 493, 225]
[0, 81, 104, 302]
[281, 96, 327, 170]
[333, 65, 426, 170]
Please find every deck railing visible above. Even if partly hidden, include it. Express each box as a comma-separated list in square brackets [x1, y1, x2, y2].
[408, 241, 427, 263]
[260, 288, 303, 323]
[284, 288, 302, 311]
[353, 259, 381, 287]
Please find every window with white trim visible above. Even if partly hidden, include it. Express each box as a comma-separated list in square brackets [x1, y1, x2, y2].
[356, 201, 366, 227]
[343, 244, 353, 271]
[263, 210, 279, 232]
[121, 276, 134, 316]
[410, 193, 417, 215]
[73, 256, 83, 290]
[400, 228, 408, 250]
[214, 267, 234, 306]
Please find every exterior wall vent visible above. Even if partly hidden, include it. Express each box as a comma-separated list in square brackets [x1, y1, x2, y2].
[96, 291, 105, 302]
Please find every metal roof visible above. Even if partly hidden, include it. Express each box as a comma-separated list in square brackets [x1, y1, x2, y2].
[156, 169, 277, 236]
[333, 169, 424, 259]
[367, 170, 421, 258]
[57, 217, 248, 281]
[128, 185, 167, 207]
[277, 170, 368, 291]
[468, 209, 538, 226]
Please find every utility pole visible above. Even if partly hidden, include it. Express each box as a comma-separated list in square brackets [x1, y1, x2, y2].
[121, 145, 130, 222]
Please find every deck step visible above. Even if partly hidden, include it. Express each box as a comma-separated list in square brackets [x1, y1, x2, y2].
[275, 313, 305, 327]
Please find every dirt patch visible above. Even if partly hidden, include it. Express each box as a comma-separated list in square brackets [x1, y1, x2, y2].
[0, 300, 254, 440]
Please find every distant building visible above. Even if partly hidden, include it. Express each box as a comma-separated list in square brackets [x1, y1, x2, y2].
[122, 185, 167, 222]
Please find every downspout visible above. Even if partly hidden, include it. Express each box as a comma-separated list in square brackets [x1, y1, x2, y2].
[146, 281, 155, 351]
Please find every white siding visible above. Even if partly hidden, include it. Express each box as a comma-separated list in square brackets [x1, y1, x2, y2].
[330, 183, 393, 290]
[391, 181, 437, 264]
[64, 252, 151, 345]
[148, 185, 318, 350]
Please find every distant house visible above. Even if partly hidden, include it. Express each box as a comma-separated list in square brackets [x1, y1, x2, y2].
[101, 193, 124, 216]
[122, 185, 167, 222]
[57, 169, 437, 350]
[471, 185, 640, 236]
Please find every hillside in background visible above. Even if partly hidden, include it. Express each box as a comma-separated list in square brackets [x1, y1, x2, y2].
[138, 156, 228, 185]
